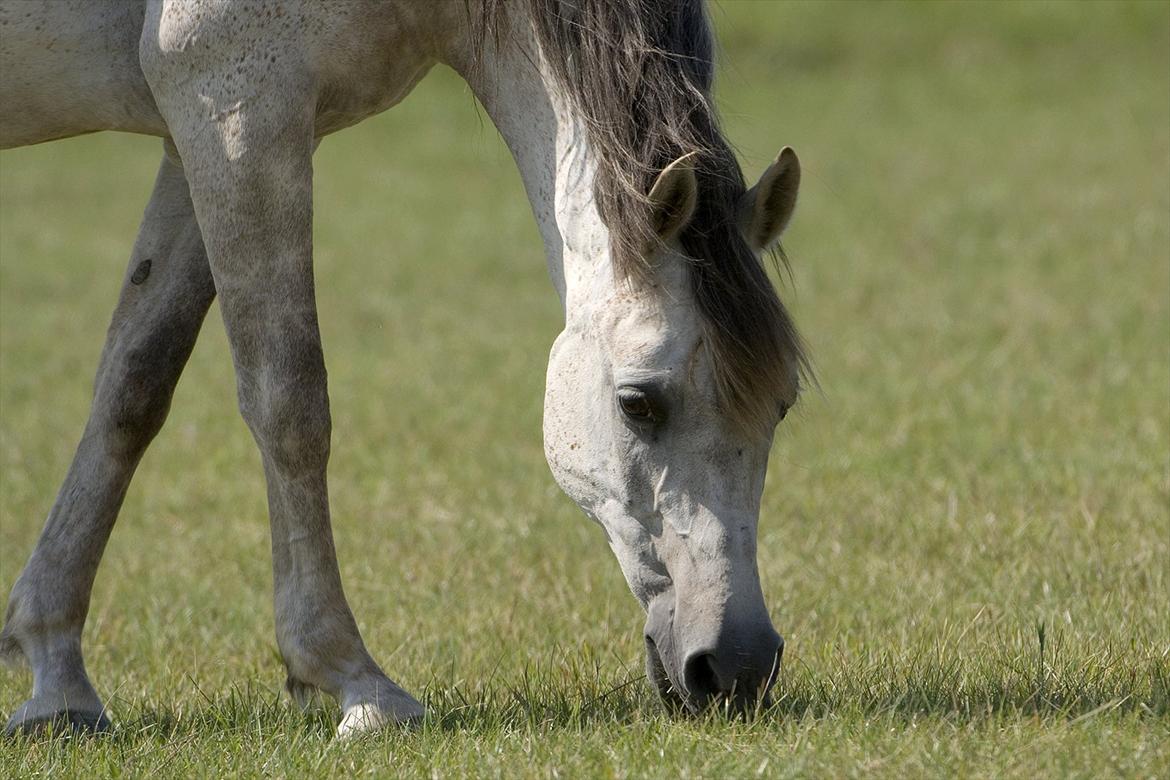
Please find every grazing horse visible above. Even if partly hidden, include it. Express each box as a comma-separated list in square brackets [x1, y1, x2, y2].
[0, 0, 810, 737]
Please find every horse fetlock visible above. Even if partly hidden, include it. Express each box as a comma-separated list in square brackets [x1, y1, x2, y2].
[2, 574, 85, 646]
[4, 695, 111, 738]
[1, 633, 107, 738]
[4, 588, 56, 652]
[0, 586, 32, 666]
[276, 627, 370, 700]
[278, 636, 422, 732]
[0, 627, 24, 668]
[285, 674, 321, 711]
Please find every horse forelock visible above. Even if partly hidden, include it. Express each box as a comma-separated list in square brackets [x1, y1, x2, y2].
[480, 0, 811, 436]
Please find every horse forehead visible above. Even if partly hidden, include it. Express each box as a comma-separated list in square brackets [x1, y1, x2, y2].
[602, 291, 704, 371]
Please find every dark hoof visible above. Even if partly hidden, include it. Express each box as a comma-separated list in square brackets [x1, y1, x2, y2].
[5, 709, 112, 738]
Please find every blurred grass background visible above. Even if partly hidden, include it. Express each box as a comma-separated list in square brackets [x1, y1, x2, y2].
[1, 1, 1168, 776]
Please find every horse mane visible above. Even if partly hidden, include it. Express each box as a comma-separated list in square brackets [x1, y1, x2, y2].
[481, 0, 812, 436]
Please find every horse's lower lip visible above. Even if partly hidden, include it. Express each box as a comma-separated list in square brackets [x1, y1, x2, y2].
[644, 637, 686, 709]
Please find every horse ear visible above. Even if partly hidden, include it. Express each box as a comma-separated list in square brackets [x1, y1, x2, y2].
[740, 147, 801, 252]
[647, 154, 699, 245]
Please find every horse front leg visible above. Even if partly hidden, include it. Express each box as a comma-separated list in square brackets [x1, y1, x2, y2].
[143, 54, 422, 737]
[2, 143, 216, 735]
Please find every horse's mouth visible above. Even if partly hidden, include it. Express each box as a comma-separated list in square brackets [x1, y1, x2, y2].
[643, 636, 689, 712]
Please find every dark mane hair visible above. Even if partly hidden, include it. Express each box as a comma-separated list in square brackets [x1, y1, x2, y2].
[483, 0, 811, 435]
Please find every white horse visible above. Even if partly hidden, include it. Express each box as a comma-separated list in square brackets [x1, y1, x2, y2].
[0, 0, 809, 737]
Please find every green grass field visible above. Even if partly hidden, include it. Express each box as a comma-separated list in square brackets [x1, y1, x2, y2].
[2, 1, 1168, 776]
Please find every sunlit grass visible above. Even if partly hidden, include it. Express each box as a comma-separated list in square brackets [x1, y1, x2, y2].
[2, 1, 1168, 776]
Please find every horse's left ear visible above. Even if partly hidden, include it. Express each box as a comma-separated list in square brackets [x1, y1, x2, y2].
[739, 147, 801, 252]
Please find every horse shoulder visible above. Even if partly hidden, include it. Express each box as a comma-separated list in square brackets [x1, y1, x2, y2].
[141, 0, 465, 140]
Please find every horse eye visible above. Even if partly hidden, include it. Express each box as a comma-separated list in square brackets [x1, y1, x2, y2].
[617, 387, 657, 422]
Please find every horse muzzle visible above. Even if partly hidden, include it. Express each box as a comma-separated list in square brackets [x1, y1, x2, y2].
[643, 592, 783, 714]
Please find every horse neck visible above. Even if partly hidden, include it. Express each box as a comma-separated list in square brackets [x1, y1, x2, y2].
[451, 24, 614, 323]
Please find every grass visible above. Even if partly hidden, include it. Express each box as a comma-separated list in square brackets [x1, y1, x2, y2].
[2, 1, 1168, 777]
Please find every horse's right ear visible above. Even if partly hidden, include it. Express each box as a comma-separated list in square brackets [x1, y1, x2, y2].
[647, 153, 699, 245]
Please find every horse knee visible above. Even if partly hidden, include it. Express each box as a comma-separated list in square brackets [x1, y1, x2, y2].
[93, 343, 181, 459]
[240, 379, 332, 475]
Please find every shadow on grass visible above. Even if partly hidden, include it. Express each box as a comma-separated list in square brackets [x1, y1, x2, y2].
[7, 642, 1167, 745]
[766, 655, 1169, 724]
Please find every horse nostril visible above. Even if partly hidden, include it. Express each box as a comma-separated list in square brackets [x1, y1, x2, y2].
[682, 652, 723, 700]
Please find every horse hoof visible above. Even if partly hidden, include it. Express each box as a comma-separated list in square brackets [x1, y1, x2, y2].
[336, 698, 424, 739]
[4, 704, 112, 738]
